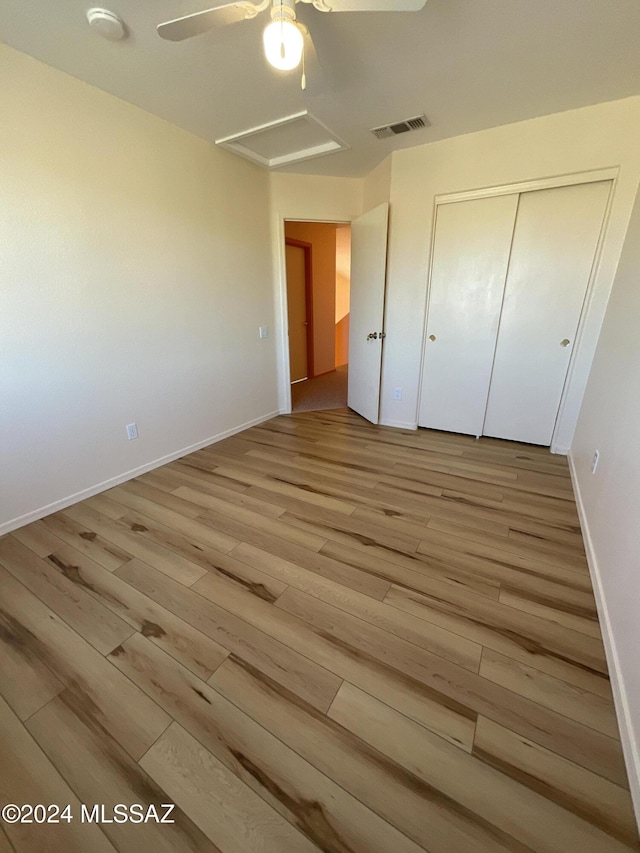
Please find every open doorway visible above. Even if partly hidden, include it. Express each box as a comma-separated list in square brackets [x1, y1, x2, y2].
[284, 221, 351, 413]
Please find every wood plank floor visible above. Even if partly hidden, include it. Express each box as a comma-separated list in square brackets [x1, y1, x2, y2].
[1, 408, 638, 852]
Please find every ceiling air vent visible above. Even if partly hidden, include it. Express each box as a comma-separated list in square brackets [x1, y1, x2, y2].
[370, 114, 430, 140]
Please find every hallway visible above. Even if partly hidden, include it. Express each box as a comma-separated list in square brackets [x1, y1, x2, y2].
[291, 364, 348, 413]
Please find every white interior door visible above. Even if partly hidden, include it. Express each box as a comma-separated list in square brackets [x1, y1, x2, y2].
[419, 194, 519, 435]
[348, 202, 389, 423]
[483, 180, 611, 445]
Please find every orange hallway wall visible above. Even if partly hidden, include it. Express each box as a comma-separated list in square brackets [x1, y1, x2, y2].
[284, 221, 337, 377]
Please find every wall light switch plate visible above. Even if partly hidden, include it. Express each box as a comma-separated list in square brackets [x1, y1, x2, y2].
[393, 387, 402, 400]
[126, 423, 138, 441]
[259, 325, 269, 339]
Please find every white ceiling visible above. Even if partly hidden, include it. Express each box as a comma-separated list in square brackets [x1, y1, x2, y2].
[2, 0, 640, 177]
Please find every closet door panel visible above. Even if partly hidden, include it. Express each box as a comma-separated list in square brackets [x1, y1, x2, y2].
[419, 194, 518, 435]
[483, 180, 611, 445]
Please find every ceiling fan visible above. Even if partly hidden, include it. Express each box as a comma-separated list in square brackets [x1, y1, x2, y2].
[157, 0, 427, 88]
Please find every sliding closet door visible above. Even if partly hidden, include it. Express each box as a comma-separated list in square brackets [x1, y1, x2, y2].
[419, 194, 518, 435]
[483, 180, 611, 445]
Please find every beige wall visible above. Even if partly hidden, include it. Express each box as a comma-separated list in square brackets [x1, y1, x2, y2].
[0, 44, 277, 532]
[269, 173, 363, 408]
[570, 188, 640, 820]
[335, 270, 350, 367]
[285, 222, 338, 377]
[381, 97, 640, 434]
[335, 315, 350, 367]
[270, 173, 363, 224]
[335, 225, 351, 323]
[335, 225, 351, 368]
[335, 273, 350, 324]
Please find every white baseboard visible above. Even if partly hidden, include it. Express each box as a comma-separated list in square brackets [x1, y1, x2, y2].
[378, 419, 419, 431]
[568, 451, 640, 828]
[0, 410, 280, 537]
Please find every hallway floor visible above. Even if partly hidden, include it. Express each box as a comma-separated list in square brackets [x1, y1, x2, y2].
[291, 363, 348, 412]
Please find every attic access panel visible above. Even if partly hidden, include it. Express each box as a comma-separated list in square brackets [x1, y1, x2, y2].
[215, 111, 349, 169]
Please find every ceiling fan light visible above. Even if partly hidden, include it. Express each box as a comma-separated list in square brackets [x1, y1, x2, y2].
[263, 18, 303, 71]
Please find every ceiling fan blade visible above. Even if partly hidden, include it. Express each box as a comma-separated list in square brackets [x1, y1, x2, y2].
[310, 0, 428, 11]
[157, 1, 263, 41]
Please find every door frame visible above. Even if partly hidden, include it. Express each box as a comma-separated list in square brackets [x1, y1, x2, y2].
[417, 167, 618, 453]
[285, 237, 315, 382]
[277, 217, 351, 414]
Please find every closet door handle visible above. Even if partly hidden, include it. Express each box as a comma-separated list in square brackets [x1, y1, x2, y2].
[429, 334, 436, 342]
[560, 338, 570, 347]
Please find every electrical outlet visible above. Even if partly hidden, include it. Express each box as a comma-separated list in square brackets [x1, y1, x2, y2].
[259, 325, 269, 339]
[393, 387, 402, 401]
[591, 450, 599, 474]
[126, 423, 138, 441]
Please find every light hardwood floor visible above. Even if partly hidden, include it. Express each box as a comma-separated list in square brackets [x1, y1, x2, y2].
[1, 408, 638, 852]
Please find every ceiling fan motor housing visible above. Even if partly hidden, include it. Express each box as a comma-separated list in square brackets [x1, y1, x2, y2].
[271, 0, 297, 22]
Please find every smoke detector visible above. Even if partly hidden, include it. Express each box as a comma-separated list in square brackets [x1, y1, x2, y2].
[370, 114, 430, 140]
[86, 8, 127, 41]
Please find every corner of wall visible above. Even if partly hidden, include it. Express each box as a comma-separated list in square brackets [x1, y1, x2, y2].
[362, 155, 392, 212]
